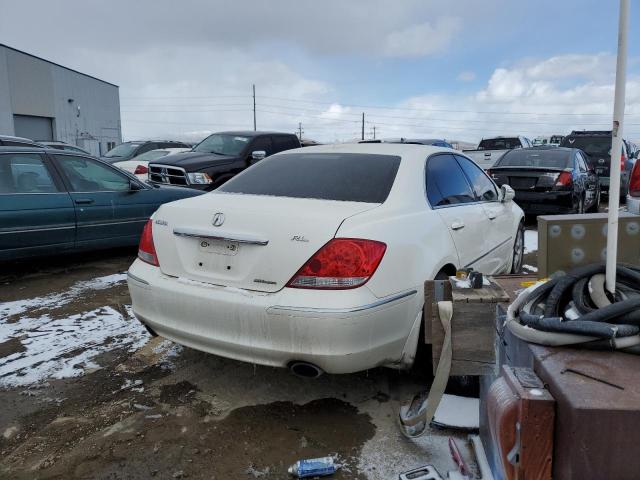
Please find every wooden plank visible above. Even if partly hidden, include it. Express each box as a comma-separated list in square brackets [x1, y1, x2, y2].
[431, 277, 508, 375]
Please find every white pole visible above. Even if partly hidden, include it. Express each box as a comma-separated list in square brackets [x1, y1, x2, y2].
[606, 0, 629, 294]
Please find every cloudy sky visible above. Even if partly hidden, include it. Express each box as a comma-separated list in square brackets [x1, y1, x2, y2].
[2, 0, 639, 144]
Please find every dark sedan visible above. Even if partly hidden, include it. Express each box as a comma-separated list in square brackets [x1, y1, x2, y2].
[0, 147, 203, 261]
[488, 146, 600, 214]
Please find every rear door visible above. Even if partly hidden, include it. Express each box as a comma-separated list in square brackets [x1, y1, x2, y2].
[0, 152, 75, 259]
[426, 153, 495, 272]
[53, 154, 155, 247]
[455, 154, 513, 272]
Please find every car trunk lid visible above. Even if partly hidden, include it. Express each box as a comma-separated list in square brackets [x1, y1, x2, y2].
[490, 167, 567, 192]
[152, 193, 380, 292]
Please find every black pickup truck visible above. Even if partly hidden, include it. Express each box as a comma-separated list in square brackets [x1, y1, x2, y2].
[147, 131, 301, 190]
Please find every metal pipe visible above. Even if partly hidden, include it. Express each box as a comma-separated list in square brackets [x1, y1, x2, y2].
[606, 0, 629, 293]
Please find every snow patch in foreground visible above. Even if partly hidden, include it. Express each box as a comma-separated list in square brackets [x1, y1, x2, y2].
[0, 305, 149, 388]
[0, 273, 127, 318]
[524, 230, 538, 254]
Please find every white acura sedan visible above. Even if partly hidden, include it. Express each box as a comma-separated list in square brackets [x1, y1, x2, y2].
[128, 144, 524, 375]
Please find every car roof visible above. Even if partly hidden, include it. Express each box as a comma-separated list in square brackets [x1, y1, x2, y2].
[214, 131, 297, 137]
[282, 142, 451, 158]
[0, 134, 40, 142]
[0, 146, 48, 153]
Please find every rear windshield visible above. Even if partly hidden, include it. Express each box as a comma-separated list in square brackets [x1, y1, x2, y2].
[497, 149, 571, 168]
[560, 136, 610, 157]
[478, 138, 521, 150]
[218, 153, 400, 203]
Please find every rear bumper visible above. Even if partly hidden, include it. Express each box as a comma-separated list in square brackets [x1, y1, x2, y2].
[513, 190, 574, 214]
[127, 260, 421, 374]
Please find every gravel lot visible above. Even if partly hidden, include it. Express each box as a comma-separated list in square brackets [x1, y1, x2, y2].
[0, 219, 545, 479]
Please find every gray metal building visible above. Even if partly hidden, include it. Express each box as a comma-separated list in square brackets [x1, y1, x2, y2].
[0, 44, 121, 156]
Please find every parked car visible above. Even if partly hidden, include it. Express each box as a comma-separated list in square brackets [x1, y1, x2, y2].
[37, 141, 91, 155]
[627, 159, 640, 215]
[128, 143, 524, 374]
[113, 147, 191, 180]
[488, 146, 600, 214]
[464, 136, 532, 170]
[560, 130, 634, 198]
[102, 140, 191, 164]
[0, 135, 44, 148]
[360, 138, 454, 148]
[147, 131, 301, 190]
[0, 146, 203, 261]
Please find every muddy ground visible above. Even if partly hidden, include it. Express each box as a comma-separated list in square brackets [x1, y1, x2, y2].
[0, 219, 541, 479]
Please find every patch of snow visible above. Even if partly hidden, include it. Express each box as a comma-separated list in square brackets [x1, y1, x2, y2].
[0, 273, 127, 318]
[524, 230, 538, 254]
[0, 305, 149, 388]
[523, 264, 538, 273]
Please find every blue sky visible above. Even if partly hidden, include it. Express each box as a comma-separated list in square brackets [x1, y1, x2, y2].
[1, 0, 639, 143]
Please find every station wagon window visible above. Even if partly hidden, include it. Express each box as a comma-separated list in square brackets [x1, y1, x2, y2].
[426, 154, 475, 207]
[454, 155, 498, 202]
[55, 155, 130, 192]
[219, 153, 400, 203]
[0, 153, 59, 194]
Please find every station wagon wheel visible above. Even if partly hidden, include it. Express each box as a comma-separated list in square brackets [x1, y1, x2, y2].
[511, 222, 524, 274]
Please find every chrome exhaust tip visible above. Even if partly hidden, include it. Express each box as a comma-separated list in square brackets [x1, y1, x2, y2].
[288, 361, 324, 378]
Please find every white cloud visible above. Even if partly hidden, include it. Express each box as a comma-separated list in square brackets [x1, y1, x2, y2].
[457, 71, 476, 82]
[383, 17, 462, 57]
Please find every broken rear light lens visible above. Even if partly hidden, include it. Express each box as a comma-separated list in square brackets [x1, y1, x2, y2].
[630, 161, 640, 197]
[138, 219, 159, 266]
[134, 164, 148, 175]
[287, 238, 386, 289]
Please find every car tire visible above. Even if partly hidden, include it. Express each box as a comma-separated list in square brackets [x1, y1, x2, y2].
[510, 222, 525, 274]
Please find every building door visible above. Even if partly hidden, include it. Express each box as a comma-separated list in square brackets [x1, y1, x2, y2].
[13, 114, 54, 141]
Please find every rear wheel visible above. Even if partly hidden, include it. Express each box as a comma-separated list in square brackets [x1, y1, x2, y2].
[511, 222, 525, 274]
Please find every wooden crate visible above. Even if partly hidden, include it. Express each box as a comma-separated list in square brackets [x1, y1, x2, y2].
[425, 277, 510, 375]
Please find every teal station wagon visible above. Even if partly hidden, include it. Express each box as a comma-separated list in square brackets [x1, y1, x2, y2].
[0, 147, 203, 261]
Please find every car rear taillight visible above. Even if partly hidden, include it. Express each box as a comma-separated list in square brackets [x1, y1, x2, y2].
[138, 219, 159, 266]
[555, 171, 573, 188]
[287, 238, 386, 289]
[621, 153, 626, 171]
[134, 164, 148, 175]
[630, 161, 640, 197]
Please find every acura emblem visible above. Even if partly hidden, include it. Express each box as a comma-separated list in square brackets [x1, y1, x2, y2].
[212, 212, 225, 227]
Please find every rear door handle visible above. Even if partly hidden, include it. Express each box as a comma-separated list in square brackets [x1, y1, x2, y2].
[74, 198, 94, 205]
[451, 221, 465, 230]
[486, 211, 497, 220]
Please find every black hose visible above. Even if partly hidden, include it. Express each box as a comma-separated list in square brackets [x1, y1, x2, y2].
[511, 263, 640, 351]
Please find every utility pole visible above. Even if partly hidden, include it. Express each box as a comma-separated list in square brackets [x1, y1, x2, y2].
[361, 112, 365, 141]
[372, 125, 377, 140]
[298, 122, 304, 140]
[252, 84, 256, 131]
[605, 0, 629, 294]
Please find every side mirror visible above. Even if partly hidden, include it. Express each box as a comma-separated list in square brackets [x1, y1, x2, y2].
[251, 150, 266, 161]
[129, 179, 143, 191]
[500, 184, 515, 203]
